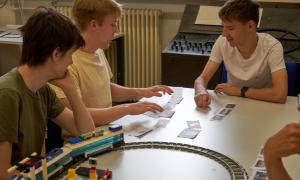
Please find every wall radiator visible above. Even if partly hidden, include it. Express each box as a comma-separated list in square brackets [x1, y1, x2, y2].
[55, 6, 162, 87]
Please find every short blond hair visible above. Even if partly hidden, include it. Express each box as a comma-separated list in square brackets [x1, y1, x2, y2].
[72, 0, 122, 31]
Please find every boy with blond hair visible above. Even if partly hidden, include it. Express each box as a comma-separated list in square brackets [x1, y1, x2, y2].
[51, 0, 173, 126]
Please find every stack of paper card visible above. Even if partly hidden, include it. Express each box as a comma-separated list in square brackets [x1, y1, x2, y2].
[144, 87, 183, 118]
[177, 120, 201, 139]
[127, 118, 171, 138]
[169, 87, 183, 105]
[210, 103, 236, 121]
[144, 109, 175, 118]
[127, 125, 153, 138]
[153, 118, 171, 129]
[250, 146, 268, 180]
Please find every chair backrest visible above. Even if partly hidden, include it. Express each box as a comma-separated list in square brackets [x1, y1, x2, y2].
[220, 61, 297, 96]
[220, 63, 227, 84]
[46, 120, 63, 153]
[285, 61, 297, 96]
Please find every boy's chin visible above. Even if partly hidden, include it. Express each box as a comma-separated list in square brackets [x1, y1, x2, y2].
[229, 42, 236, 47]
[52, 72, 67, 80]
[100, 41, 111, 50]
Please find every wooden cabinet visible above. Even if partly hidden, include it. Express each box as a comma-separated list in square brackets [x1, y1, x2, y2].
[161, 53, 221, 89]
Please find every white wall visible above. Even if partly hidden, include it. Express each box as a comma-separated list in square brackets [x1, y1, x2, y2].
[0, 8, 16, 30]
[0, 0, 51, 26]
[0, 1, 184, 50]
[0, 0, 299, 49]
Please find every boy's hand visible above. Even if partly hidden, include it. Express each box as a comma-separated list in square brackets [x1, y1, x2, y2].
[194, 91, 211, 109]
[49, 70, 75, 91]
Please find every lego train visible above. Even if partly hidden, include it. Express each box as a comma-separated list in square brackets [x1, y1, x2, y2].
[8, 124, 124, 179]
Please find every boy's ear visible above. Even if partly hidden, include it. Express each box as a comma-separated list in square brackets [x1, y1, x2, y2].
[51, 47, 61, 62]
[89, 19, 99, 30]
[248, 20, 257, 31]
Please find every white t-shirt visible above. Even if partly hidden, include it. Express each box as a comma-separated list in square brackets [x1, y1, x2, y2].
[51, 49, 113, 108]
[210, 33, 285, 88]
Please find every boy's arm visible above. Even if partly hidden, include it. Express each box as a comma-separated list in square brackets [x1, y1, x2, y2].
[110, 83, 173, 102]
[264, 123, 300, 180]
[215, 69, 288, 103]
[60, 98, 163, 126]
[0, 141, 12, 180]
[240, 69, 287, 103]
[194, 60, 220, 108]
[51, 71, 95, 136]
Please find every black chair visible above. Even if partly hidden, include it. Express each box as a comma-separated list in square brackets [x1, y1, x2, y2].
[220, 63, 228, 84]
[285, 61, 297, 96]
[45, 120, 63, 153]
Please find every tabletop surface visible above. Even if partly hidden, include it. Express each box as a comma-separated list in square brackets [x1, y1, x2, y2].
[65, 88, 300, 179]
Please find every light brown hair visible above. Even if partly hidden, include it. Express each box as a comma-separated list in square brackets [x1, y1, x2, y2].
[219, 0, 260, 25]
[72, 0, 122, 31]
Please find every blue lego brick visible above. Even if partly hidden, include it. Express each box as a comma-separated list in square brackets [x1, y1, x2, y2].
[68, 137, 83, 144]
[108, 124, 122, 132]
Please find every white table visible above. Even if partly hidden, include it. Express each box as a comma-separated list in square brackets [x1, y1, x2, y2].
[71, 88, 300, 179]
[113, 89, 299, 177]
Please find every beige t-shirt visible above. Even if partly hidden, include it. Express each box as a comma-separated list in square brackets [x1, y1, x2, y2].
[51, 49, 113, 108]
[210, 33, 285, 88]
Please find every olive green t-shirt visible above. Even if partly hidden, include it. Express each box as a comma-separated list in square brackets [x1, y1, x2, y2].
[0, 69, 65, 165]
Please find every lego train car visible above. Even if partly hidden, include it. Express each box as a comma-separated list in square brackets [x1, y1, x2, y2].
[8, 124, 124, 180]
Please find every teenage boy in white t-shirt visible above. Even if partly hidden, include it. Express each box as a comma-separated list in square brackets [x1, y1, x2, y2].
[194, 0, 287, 108]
